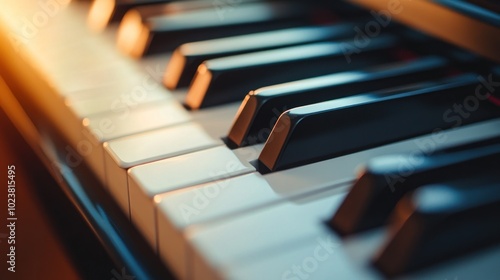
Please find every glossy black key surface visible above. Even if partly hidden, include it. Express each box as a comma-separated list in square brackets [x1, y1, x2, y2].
[227, 56, 450, 147]
[258, 74, 500, 172]
[117, 1, 318, 57]
[330, 142, 500, 235]
[164, 22, 364, 89]
[374, 173, 500, 276]
[185, 35, 401, 109]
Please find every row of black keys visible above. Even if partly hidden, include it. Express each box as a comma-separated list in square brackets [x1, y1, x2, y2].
[332, 135, 500, 276]
[88, 0, 500, 173]
[89, 0, 500, 276]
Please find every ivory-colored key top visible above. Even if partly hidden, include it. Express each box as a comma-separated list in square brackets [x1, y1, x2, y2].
[127, 146, 255, 251]
[67, 86, 172, 118]
[155, 173, 278, 279]
[104, 123, 221, 218]
[83, 100, 190, 183]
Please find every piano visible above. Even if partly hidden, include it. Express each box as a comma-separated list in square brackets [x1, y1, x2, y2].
[1, 0, 499, 279]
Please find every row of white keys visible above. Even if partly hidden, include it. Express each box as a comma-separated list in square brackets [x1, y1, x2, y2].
[97, 46, 245, 222]
[188, 190, 353, 280]
[66, 85, 171, 118]
[83, 100, 191, 182]
[223, 226, 500, 280]
[104, 123, 222, 217]
[10, 0, 249, 228]
[5, 2, 500, 280]
[0, 2, 149, 181]
[187, 125, 500, 279]
[0, 0, 193, 188]
[127, 146, 256, 250]
[151, 119, 500, 279]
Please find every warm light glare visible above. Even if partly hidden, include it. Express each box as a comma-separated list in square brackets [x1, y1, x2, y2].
[153, 195, 163, 204]
[117, 10, 149, 57]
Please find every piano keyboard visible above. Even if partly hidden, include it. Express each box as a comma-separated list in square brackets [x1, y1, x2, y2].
[1, 0, 499, 279]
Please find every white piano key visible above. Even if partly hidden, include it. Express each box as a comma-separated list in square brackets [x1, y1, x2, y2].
[66, 86, 172, 118]
[82, 100, 190, 183]
[190, 102, 241, 139]
[224, 230, 500, 280]
[84, 99, 190, 141]
[127, 146, 255, 250]
[221, 229, 384, 280]
[188, 189, 347, 280]
[49, 59, 144, 94]
[104, 123, 221, 217]
[155, 172, 344, 280]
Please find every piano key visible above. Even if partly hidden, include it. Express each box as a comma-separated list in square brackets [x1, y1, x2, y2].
[6, 1, 500, 279]
[330, 142, 500, 235]
[222, 228, 383, 280]
[185, 35, 401, 109]
[66, 86, 172, 118]
[93, 0, 254, 32]
[374, 173, 500, 276]
[159, 119, 500, 279]
[258, 74, 500, 172]
[227, 56, 450, 147]
[188, 189, 347, 280]
[156, 173, 285, 280]
[88, 0, 169, 31]
[190, 103, 242, 139]
[82, 100, 190, 182]
[104, 123, 221, 217]
[84, 99, 190, 141]
[187, 127, 500, 279]
[117, 1, 317, 57]
[164, 22, 364, 89]
[224, 228, 500, 280]
[127, 146, 255, 250]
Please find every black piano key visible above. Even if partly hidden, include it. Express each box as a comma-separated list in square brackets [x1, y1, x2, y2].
[258, 74, 500, 172]
[185, 35, 401, 109]
[374, 173, 500, 276]
[117, 1, 318, 57]
[164, 22, 366, 89]
[227, 56, 450, 148]
[329, 142, 500, 235]
[88, 0, 169, 30]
